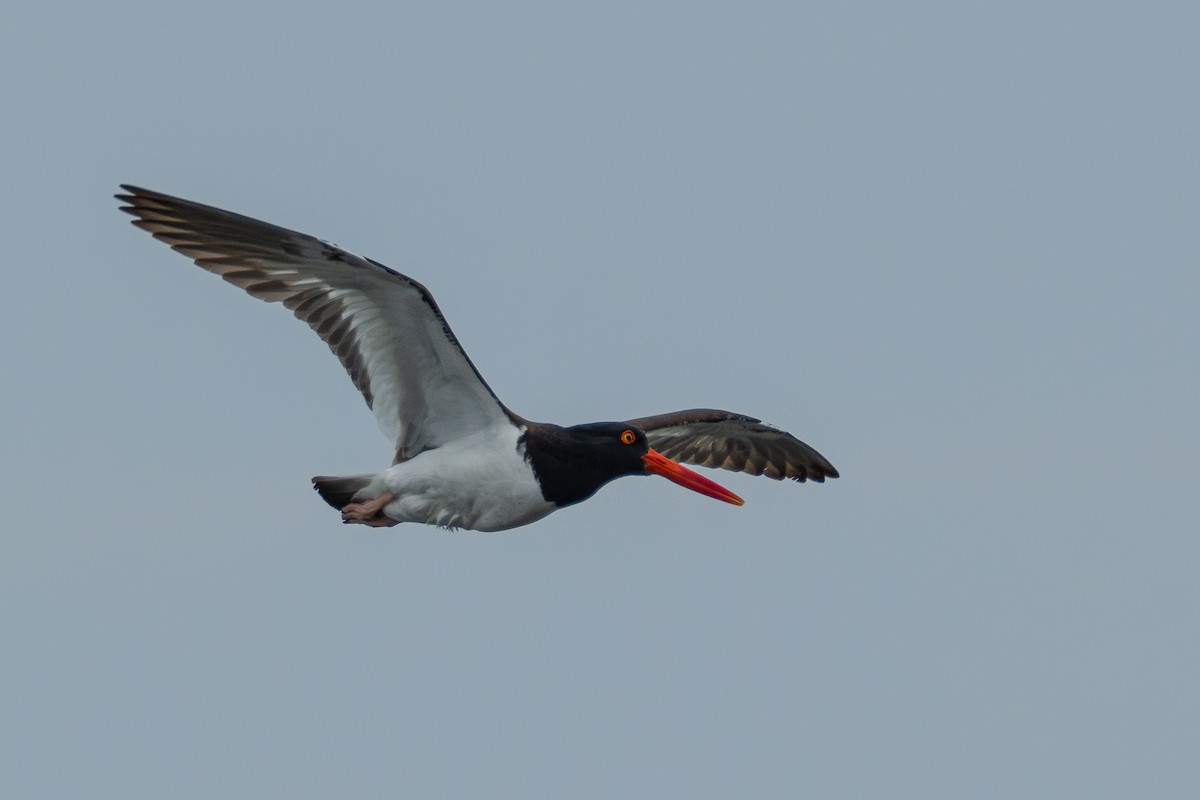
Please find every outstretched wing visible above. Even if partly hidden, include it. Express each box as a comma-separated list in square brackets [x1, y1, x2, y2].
[626, 409, 839, 482]
[118, 185, 514, 463]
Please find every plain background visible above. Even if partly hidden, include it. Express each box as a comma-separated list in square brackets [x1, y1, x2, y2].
[3, 1, 1198, 797]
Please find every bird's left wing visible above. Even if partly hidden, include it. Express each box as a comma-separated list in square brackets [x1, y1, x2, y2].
[626, 409, 839, 482]
[118, 185, 515, 463]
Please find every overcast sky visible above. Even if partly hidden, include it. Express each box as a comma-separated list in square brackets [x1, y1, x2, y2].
[3, 1, 1198, 797]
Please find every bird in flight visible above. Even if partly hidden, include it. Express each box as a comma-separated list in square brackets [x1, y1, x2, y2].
[118, 186, 838, 531]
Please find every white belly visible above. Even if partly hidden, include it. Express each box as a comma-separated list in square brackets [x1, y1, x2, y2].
[373, 424, 555, 532]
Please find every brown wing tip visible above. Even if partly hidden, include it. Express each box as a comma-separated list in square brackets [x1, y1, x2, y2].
[116, 184, 173, 219]
[791, 467, 839, 484]
[794, 457, 839, 483]
[115, 183, 150, 204]
[115, 186, 139, 214]
[117, 183, 160, 199]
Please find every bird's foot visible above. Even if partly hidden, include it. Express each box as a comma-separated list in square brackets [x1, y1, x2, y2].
[342, 493, 396, 524]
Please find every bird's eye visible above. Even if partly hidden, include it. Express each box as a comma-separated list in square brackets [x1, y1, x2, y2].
[619, 429, 637, 445]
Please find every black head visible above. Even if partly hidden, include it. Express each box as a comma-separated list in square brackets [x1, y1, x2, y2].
[521, 422, 651, 507]
[521, 421, 744, 510]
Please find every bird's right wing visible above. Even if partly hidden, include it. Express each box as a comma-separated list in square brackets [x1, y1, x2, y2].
[626, 409, 839, 482]
[118, 185, 516, 463]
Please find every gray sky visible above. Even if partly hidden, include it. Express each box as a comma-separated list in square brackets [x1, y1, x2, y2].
[3, 1, 1198, 797]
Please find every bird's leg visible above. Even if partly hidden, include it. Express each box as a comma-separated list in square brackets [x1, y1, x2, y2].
[342, 492, 396, 524]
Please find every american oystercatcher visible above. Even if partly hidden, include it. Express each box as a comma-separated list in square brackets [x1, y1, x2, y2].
[118, 186, 838, 531]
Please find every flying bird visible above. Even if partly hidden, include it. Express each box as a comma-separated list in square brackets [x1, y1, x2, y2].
[117, 186, 838, 531]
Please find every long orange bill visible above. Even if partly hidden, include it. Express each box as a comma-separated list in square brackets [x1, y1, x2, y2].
[641, 448, 745, 506]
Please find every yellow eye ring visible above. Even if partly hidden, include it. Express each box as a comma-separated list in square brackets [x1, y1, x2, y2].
[620, 429, 637, 445]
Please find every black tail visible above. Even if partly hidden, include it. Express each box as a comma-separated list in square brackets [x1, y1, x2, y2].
[311, 474, 373, 510]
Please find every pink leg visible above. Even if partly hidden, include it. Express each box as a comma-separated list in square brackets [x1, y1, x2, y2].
[341, 492, 397, 525]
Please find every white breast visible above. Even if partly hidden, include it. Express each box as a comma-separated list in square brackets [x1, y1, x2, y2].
[376, 423, 556, 532]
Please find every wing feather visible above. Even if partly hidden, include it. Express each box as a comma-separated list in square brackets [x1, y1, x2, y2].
[626, 409, 839, 483]
[118, 185, 514, 462]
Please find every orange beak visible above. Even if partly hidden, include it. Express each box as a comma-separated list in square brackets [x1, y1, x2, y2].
[641, 448, 744, 506]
